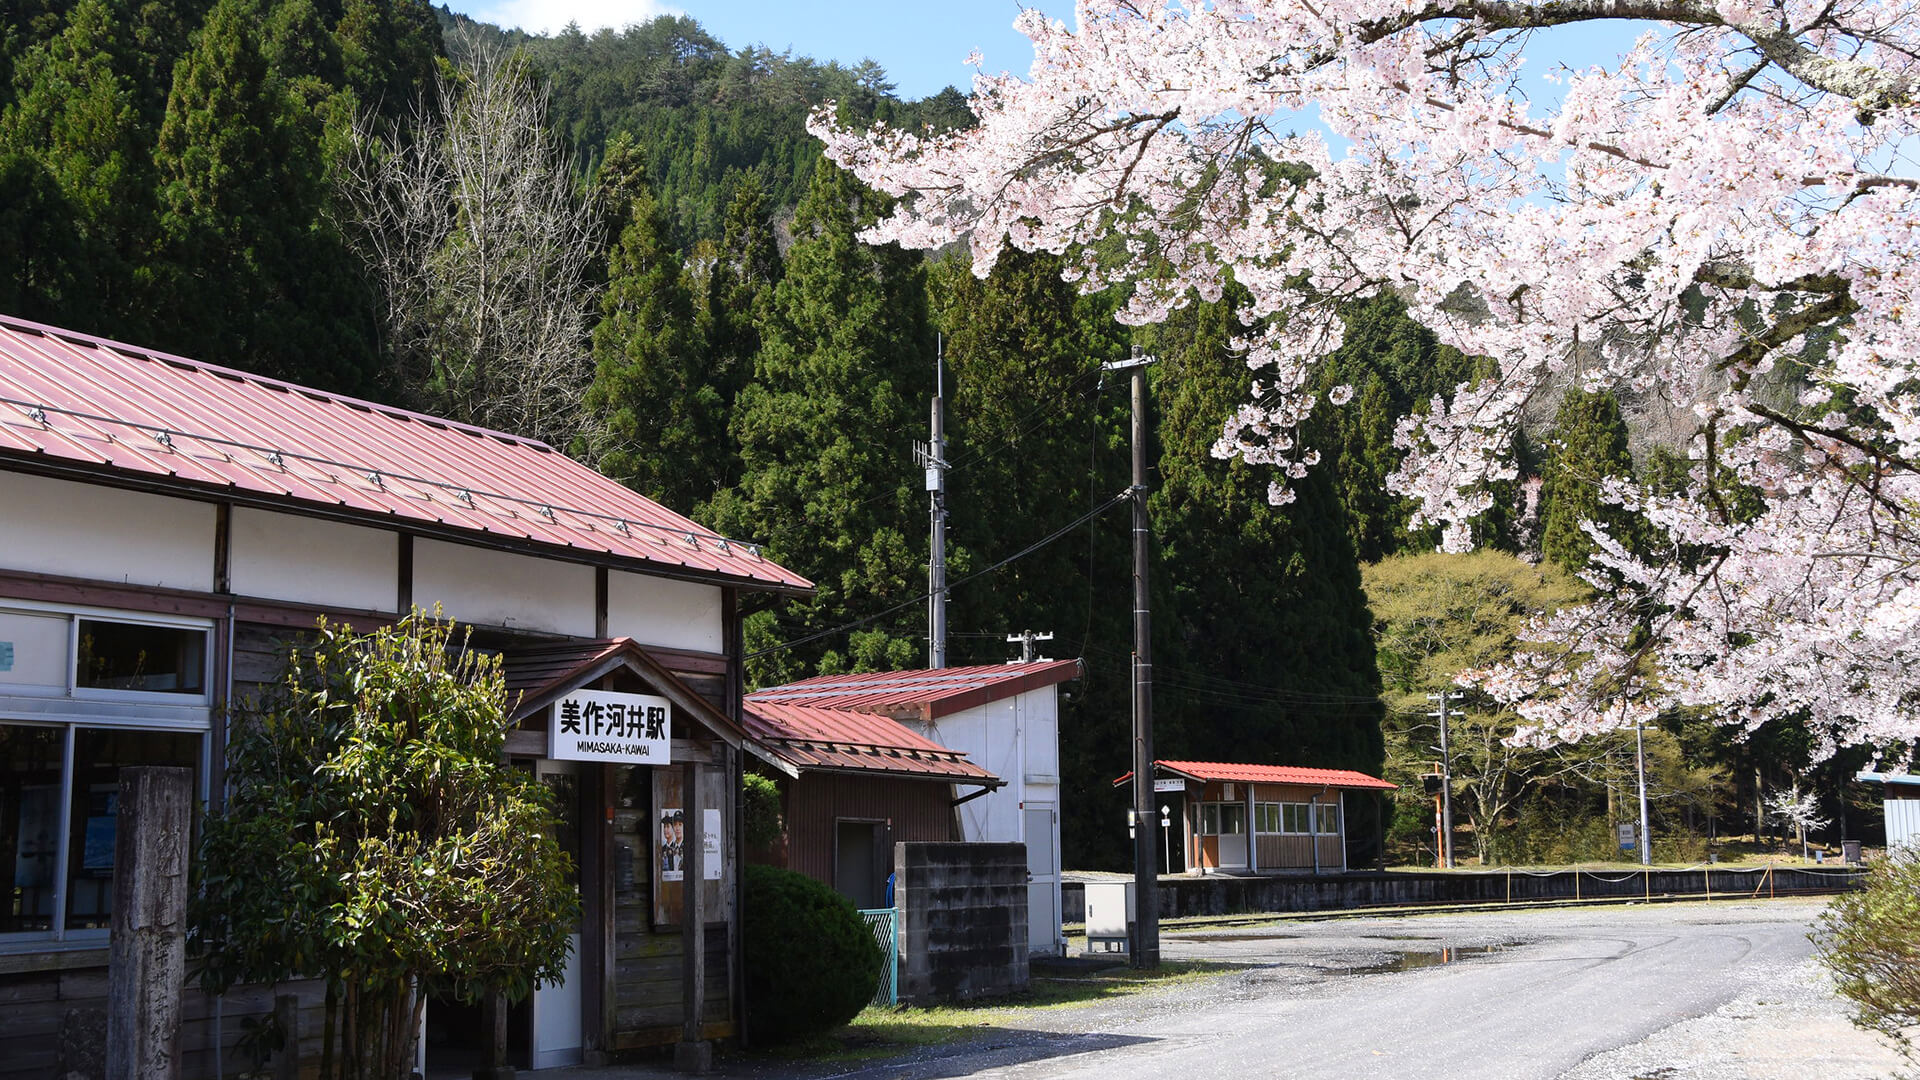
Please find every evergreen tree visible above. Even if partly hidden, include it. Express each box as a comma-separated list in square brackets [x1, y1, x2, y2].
[931, 246, 1132, 867]
[706, 161, 931, 682]
[332, 0, 442, 123]
[1313, 293, 1479, 559]
[0, 0, 155, 332]
[1143, 291, 1388, 863]
[151, 0, 378, 390]
[584, 144, 719, 514]
[1539, 387, 1636, 573]
[696, 170, 780, 422]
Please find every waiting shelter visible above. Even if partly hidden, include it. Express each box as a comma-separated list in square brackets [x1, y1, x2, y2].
[1118, 760, 1395, 874]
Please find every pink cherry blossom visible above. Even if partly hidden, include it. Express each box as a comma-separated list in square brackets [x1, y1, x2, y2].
[814, 0, 1920, 752]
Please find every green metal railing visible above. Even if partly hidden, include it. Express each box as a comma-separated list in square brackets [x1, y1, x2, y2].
[858, 907, 899, 1007]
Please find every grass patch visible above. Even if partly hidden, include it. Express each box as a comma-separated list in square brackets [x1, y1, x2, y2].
[758, 959, 1237, 1063]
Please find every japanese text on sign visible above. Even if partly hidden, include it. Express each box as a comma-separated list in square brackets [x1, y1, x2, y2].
[550, 689, 671, 764]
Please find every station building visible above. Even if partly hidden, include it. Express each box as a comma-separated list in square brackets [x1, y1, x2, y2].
[0, 313, 810, 1075]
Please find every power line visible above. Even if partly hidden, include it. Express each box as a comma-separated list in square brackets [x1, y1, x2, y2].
[747, 489, 1133, 659]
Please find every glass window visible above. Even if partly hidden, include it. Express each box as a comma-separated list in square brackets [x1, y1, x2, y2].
[2, 724, 63, 934]
[76, 620, 206, 695]
[1217, 804, 1246, 836]
[1317, 803, 1341, 835]
[64, 727, 201, 931]
[1199, 803, 1219, 835]
[1254, 803, 1280, 834]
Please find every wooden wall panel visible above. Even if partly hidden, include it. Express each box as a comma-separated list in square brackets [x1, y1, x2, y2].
[783, 775, 960, 886]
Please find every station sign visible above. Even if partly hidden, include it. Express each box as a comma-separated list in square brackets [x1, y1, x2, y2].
[1617, 822, 1637, 850]
[549, 688, 671, 764]
[1153, 778, 1186, 793]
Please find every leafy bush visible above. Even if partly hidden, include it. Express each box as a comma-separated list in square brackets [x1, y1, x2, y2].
[743, 864, 882, 1043]
[742, 772, 784, 852]
[1814, 849, 1920, 1056]
[193, 614, 577, 1080]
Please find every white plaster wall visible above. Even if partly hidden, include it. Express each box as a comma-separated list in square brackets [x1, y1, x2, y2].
[412, 539, 596, 636]
[229, 507, 398, 613]
[0, 471, 213, 591]
[606, 570, 724, 653]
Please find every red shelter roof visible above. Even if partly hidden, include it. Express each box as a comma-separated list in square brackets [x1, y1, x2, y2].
[743, 700, 999, 786]
[0, 313, 810, 593]
[1116, 760, 1397, 791]
[746, 659, 1081, 722]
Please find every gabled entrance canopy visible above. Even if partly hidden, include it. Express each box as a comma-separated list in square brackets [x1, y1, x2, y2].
[501, 637, 744, 753]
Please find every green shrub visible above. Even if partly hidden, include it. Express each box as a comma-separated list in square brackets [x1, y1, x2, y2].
[743, 863, 882, 1043]
[1814, 849, 1920, 1057]
[742, 772, 784, 851]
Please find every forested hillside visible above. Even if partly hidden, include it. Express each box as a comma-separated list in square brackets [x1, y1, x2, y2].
[0, 2, 1859, 867]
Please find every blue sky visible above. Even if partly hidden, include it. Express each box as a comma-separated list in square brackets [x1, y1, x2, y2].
[447, 0, 1652, 105]
[449, 0, 1068, 99]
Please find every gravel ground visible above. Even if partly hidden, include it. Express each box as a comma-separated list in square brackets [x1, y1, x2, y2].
[555, 897, 1911, 1080]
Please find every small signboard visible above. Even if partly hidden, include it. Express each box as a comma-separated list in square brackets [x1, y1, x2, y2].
[549, 688, 670, 765]
[1617, 822, 1636, 850]
[1153, 778, 1185, 793]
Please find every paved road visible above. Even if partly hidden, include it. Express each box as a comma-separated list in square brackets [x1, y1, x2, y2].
[772, 898, 1904, 1080]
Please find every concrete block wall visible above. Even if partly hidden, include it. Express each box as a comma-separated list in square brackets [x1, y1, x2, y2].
[895, 842, 1029, 1004]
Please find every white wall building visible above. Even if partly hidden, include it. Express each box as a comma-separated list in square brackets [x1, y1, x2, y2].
[745, 660, 1080, 956]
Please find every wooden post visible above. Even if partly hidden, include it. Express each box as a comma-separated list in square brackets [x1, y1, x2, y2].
[474, 990, 513, 1080]
[675, 761, 710, 1074]
[272, 995, 300, 1080]
[106, 766, 193, 1080]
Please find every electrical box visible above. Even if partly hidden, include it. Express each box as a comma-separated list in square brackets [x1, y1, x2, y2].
[1084, 880, 1135, 954]
[1421, 773, 1444, 795]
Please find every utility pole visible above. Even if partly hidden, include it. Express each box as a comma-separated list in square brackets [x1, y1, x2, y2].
[1103, 344, 1157, 969]
[1635, 719, 1652, 867]
[920, 337, 949, 669]
[1427, 691, 1461, 869]
[1006, 630, 1054, 664]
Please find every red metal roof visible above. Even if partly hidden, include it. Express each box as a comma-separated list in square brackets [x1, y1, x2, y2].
[746, 659, 1081, 721]
[0, 313, 810, 593]
[1116, 760, 1397, 791]
[743, 700, 999, 785]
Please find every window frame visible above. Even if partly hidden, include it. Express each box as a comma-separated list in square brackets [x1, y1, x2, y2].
[0, 719, 210, 950]
[0, 601, 214, 951]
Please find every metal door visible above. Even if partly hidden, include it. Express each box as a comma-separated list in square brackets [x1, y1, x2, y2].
[1023, 806, 1061, 955]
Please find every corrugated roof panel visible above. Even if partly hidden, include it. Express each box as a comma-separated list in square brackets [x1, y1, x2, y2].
[743, 700, 999, 784]
[0, 314, 810, 592]
[1117, 760, 1397, 791]
[746, 659, 1081, 718]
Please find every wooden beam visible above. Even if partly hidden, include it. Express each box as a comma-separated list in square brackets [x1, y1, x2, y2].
[213, 502, 232, 595]
[595, 566, 610, 639]
[676, 760, 711, 1073]
[396, 532, 414, 615]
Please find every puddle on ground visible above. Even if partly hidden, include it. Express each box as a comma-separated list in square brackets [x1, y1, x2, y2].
[1172, 933, 1300, 942]
[1338, 943, 1518, 975]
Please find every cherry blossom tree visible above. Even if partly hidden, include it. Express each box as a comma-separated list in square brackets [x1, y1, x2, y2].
[812, 0, 1920, 754]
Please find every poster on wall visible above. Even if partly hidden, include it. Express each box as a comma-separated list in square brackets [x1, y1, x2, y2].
[703, 808, 723, 881]
[660, 807, 684, 882]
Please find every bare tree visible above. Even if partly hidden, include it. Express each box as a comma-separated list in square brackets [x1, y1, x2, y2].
[335, 32, 601, 449]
